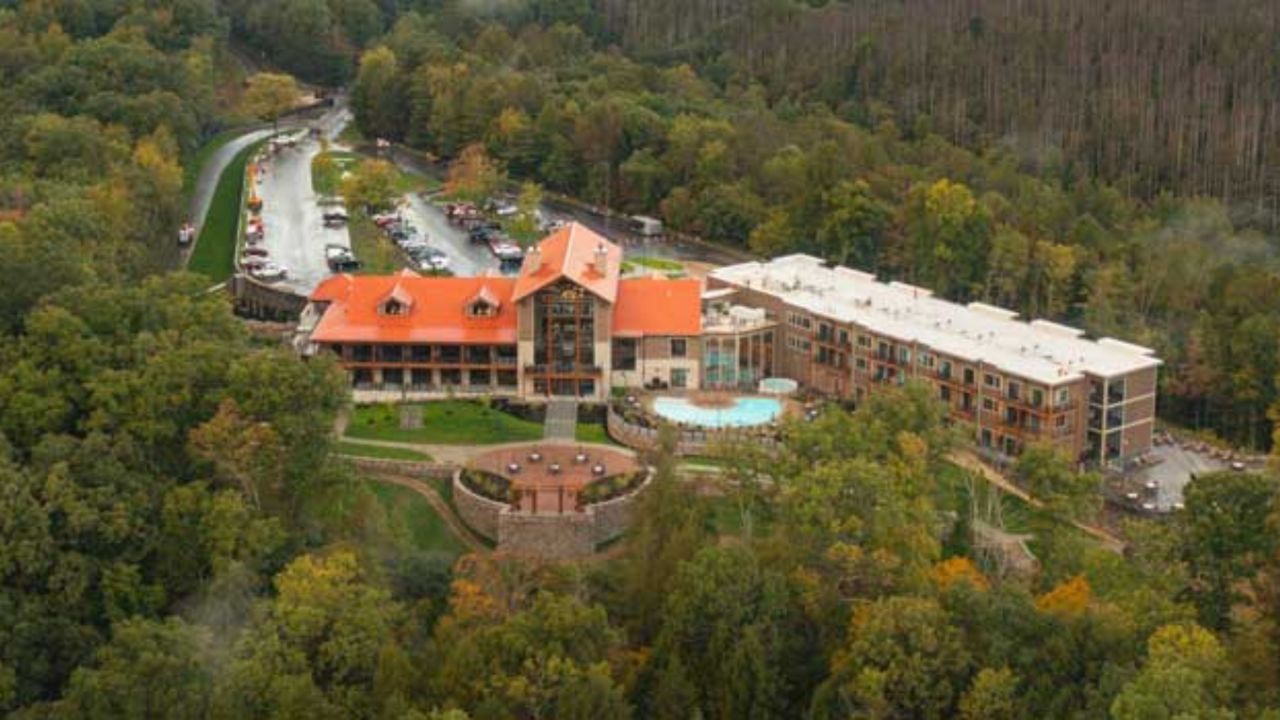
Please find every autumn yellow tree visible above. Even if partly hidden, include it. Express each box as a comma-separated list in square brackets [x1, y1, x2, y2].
[445, 143, 505, 202]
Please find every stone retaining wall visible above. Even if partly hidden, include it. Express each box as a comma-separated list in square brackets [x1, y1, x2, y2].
[344, 456, 456, 479]
[499, 513, 596, 559]
[452, 470, 505, 541]
[587, 471, 653, 545]
[449, 465, 655, 560]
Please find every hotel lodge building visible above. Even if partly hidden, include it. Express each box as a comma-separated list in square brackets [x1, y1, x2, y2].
[297, 223, 1160, 466]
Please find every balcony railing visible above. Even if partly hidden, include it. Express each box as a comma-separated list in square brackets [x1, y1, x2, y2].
[524, 363, 603, 375]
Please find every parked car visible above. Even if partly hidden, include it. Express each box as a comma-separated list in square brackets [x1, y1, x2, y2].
[325, 244, 360, 272]
[488, 236, 524, 261]
[412, 246, 450, 271]
[244, 246, 269, 258]
[373, 213, 400, 228]
[468, 224, 500, 243]
[322, 211, 349, 227]
[252, 262, 288, 282]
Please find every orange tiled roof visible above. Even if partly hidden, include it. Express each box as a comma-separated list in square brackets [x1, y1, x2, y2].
[513, 223, 622, 303]
[612, 277, 703, 337]
[309, 274, 518, 344]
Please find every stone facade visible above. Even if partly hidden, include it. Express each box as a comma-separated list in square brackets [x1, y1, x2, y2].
[449, 467, 654, 560]
[451, 470, 505, 541]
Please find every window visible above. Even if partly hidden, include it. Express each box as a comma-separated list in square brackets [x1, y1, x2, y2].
[1007, 381, 1020, 401]
[983, 373, 1002, 389]
[1055, 414, 1067, 427]
[939, 360, 953, 379]
[468, 299, 496, 317]
[839, 329, 850, 346]
[613, 338, 637, 371]
[670, 338, 687, 358]
[919, 352, 935, 369]
[671, 369, 688, 388]
[898, 347, 911, 364]
[382, 299, 408, 316]
[963, 368, 975, 385]
[939, 385, 951, 402]
[1056, 388, 1071, 407]
[1031, 388, 1045, 408]
[982, 397, 996, 411]
[855, 358, 868, 370]
[857, 335, 870, 348]
[787, 313, 812, 330]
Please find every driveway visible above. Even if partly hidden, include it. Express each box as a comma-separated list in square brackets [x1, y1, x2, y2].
[254, 105, 353, 294]
[401, 193, 518, 277]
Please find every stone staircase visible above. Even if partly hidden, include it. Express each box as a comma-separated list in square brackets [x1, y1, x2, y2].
[544, 399, 578, 441]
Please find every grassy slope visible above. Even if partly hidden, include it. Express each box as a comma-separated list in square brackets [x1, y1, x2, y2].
[335, 440, 433, 461]
[368, 482, 467, 557]
[574, 422, 616, 445]
[188, 140, 261, 282]
[345, 401, 544, 445]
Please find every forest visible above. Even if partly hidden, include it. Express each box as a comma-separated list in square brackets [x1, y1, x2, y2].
[3, 0, 1280, 718]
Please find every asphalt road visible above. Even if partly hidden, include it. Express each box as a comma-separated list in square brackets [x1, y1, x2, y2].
[401, 192, 511, 277]
[255, 105, 353, 293]
[188, 128, 275, 235]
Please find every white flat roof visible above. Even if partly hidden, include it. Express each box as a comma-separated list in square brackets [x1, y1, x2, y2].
[710, 254, 1161, 386]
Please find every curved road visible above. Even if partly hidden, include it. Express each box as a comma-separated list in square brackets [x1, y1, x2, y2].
[187, 128, 276, 237]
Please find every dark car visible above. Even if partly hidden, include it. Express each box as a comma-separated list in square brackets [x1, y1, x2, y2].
[322, 211, 349, 227]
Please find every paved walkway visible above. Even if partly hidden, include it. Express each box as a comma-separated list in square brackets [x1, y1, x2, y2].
[543, 400, 578, 441]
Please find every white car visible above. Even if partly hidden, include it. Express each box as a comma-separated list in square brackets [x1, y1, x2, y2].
[251, 262, 288, 282]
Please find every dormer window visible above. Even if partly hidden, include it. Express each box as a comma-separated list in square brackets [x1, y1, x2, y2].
[382, 298, 408, 316]
[468, 299, 496, 317]
[378, 281, 415, 316]
[466, 285, 501, 318]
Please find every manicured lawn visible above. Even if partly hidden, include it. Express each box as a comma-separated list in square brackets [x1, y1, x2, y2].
[346, 401, 544, 445]
[188, 140, 262, 282]
[630, 255, 684, 271]
[574, 422, 616, 445]
[368, 482, 467, 556]
[335, 441, 433, 461]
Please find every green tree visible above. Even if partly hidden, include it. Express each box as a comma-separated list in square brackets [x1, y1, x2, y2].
[241, 72, 300, 133]
[352, 46, 406, 141]
[1111, 623, 1237, 720]
[51, 618, 213, 719]
[817, 180, 891, 268]
[341, 159, 400, 215]
[1181, 471, 1279, 629]
[813, 596, 972, 720]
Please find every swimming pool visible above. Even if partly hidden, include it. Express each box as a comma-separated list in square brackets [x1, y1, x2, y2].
[651, 396, 782, 428]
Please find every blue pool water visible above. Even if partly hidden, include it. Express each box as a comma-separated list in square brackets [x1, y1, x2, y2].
[652, 396, 782, 428]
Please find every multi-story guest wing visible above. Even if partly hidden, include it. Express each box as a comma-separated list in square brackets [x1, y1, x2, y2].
[297, 223, 703, 401]
[707, 254, 1161, 465]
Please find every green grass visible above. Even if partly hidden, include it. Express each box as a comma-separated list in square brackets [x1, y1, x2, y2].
[346, 401, 544, 445]
[335, 441, 433, 461]
[188, 140, 263, 282]
[368, 482, 467, 556]
[629, 255, 684, 271]
[574, 422, 616, 445]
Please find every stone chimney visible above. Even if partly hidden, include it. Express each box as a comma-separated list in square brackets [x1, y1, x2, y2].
[524, 244, 541, 273]
[593, 242, 608, 275]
